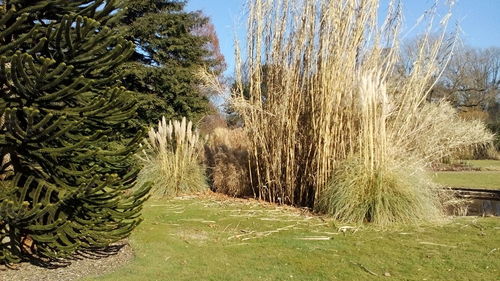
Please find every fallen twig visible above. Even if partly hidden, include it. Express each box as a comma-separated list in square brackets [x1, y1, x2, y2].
[338, 226, 358, 234]
[419, 242, 457, 248]
[350, 261, 378, 276]
[178, 218, 216, 223]
[313, 231, 340, 235]
[228, 224, 299, 241]
[227, 231, 256, 240]
[295, 236, 331, 241]
[225, 243, 250, 247]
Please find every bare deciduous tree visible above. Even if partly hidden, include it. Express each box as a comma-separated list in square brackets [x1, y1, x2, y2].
[400, 37, 499, 121]
[442, 46, 500, 112]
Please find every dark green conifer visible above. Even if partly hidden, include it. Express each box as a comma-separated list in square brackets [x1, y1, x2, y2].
[0, 0, 149, 264]
[117, 0, 226, 125]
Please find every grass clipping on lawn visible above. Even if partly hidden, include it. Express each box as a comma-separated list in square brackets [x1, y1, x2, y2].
[137, 117, 208, 198]
[232, 0, 494, 225]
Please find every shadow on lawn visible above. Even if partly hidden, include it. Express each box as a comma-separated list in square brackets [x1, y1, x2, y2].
[18, 243, 126, 269]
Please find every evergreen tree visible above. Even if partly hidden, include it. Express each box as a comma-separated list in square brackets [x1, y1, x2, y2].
[117, 0, 226, 125]
[0, 0, 149, 264]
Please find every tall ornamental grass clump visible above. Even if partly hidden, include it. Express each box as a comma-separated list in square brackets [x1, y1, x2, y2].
[315, 158, 441, 225]
[232, 0, 494, 225]
[137, 117, 208, 198]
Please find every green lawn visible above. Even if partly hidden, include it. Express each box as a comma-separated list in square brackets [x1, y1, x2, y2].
[430, 160, 500, 189]
[464, 160, 500, 171]
[86, 196, 500, 281]
[431, 171, 500, 190]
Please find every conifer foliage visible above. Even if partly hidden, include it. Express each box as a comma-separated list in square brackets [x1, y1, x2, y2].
[0, 0, 149, 264]
[117, 0, 226, 125]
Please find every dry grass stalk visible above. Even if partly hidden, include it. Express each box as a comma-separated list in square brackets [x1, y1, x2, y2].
[195, 67, 228, 98]
[390, 102, 494, 163]
[232, 0, 493, 224]
[137, 117, 207, 198]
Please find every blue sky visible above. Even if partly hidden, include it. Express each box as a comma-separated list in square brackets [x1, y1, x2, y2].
[186, 0, 500, 76]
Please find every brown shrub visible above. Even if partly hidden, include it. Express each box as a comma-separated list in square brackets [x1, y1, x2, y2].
[204, 128, 253, 197]
[198, 113, 228, 136]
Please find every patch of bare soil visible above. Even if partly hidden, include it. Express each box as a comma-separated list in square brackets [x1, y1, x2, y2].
[0, 242, 133, 281]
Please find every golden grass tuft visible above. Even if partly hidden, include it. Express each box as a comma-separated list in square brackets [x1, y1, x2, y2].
[315, 158, 443, 225]
[137, 117, 208, 198]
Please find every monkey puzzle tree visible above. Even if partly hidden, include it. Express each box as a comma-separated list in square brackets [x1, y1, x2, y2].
[0, 0, 149, 264]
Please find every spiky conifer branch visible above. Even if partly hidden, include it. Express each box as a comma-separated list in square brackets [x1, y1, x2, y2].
[0, 0, 150, 264]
